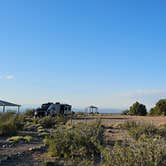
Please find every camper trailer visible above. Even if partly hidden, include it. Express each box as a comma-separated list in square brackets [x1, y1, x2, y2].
[34, 102, 72, 117]
[47, 102, 72, 115]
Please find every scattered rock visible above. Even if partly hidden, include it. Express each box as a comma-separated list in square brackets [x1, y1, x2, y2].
[29, 144, 46, 153]
[2, 144, 6, 148]
[0, 142, 15, 148]
[108, 129, 113, 133]
[29, 147, 33, 151]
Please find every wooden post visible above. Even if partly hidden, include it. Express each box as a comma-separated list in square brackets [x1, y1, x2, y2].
[85, 108, 88, 124]
[70, 110, 72, 126]
[18, 106, 20, 114]
[3, 106, 5, 113]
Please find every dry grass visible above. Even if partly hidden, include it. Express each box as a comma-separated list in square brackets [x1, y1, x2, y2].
[68, 114, 166, 144]
[69, 114, 166, 127]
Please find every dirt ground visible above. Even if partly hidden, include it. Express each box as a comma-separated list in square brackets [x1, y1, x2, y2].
[69, 114, 166, 146]
[1, 114, 166, 166]
[70, 114, 166, 127]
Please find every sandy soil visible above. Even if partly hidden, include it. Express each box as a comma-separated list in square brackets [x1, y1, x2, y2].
[70, 114, 166, 126]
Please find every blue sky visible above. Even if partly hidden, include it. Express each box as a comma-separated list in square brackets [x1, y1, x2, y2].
[0, 0, 166, 110]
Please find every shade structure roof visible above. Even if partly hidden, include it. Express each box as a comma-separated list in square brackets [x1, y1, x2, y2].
[0, 100, 20, 107]
[88, 105, 98, 109]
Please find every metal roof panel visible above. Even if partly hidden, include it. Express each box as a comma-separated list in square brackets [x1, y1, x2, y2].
[0, 100, 20, 107]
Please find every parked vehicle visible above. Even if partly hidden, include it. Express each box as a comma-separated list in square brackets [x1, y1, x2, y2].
[34, 102, 72, 118]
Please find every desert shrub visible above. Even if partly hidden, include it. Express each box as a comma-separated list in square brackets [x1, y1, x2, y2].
[23, 122, 38, 131]
[46, 120, 104, 162]
[101, 138, 166, 166]
[122, 109, 129, 115]
[0, 120, 17, 136]
[149, 107, 162, 116]
[123, 121, 166, 140]
[128, 101, 147, 116]
[56, 115, 69, 124]
[38, 116, 57, 128]
[7, 135, 33, 143]
[0, 112, 24, 136]
[37, 115, 68, 128]
[0, 111, 15, 121]
[123, 121, 158, 140]
[7, 136, 24, 143]
[150, 99, 166, 116]
[44, 119, 166, 166]
[39, 132, 50, 138]
[158, 124, 166, 138]
[37, 125, 50, 137]
[24, 135, 33, 142]
[37, 126, 46, 133]
[14, 114, 24, 130]
[24, 109, 34, 117]
[70, 159, 94, 166]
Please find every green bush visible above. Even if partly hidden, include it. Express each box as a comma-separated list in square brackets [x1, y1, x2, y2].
[37, 115, 68, 128]
[150, 99, 166, 116]
[0, 120, 17, 136]
[38, 116, 57, 128]
[0, 111, 15, 121]
[128, 101, 147, 116]
[24, 135, 33, 142]
[123, 121, 158, 140]
[7, 135, 33, 143]
[0, 112, 24, 136]
[46, 120, 104, 160]
[122, 110, 129, 115]
[101, 138, 166, 166]
[24, 109, 34, 117]
[15, 114, 24, 130]
[158, 124, 166, 138]
[44, 120, 166, 166]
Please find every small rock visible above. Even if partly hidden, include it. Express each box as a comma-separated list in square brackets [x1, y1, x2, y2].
[8, 144, 12, 148]
[2, 144, 7, 148]
[17, 152, 21, 156]
[108, 130, 113, 133]
[29, 147, 33, 151]
[6, 155, 11, 160]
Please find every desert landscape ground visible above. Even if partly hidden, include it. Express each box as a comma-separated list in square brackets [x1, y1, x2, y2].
[1, 113, 166, 166]
[1, 0, 166, 165]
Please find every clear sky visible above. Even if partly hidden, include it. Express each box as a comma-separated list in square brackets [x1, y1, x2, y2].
[0, 0, 166, 110]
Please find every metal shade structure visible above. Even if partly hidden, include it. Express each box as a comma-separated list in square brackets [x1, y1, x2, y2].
[0, 100, 21, 113]
[85, 105, 99, 114]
